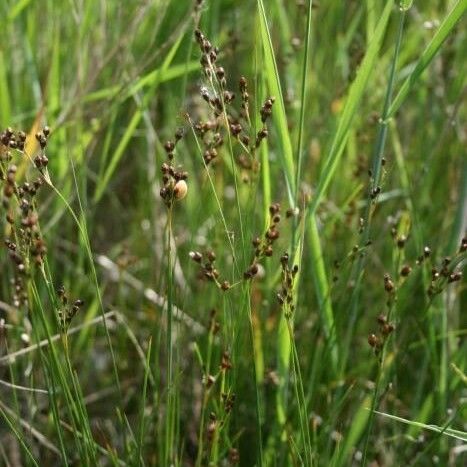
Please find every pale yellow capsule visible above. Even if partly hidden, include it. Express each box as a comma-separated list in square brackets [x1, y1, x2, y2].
[174, 180, 188, 200]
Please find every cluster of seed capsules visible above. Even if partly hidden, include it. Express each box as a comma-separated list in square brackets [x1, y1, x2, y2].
[193, 29, 275, 176]
[391, 234, 464, 296]
[1, 128, 49, 273]
[368, 314, 395, 355]
[189, 249, 231, 291]
[159, 129, 188, 207]
[1, 127, 27, 151]
[189, 203, 283, 289]
[202, 338, 235, 450]
[56, 285, 85, 331]
[33, 127, 51, 169]
[244, 203, 282, 279]
[426, 240, 465, 297]
[276, 252, 299, 318]
[1, 127, 51, 312]
[390, 221, 465, 294]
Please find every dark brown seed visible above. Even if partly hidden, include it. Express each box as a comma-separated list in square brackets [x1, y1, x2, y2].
[400, 264, 412, 277]
[164, 141, 175, 153]
[397, 235, 407, 248]
[384, 274, 394, 293]
[368, 333, 379, 347]
[207, 251, 216, 262]
[377, 314, 387, 325]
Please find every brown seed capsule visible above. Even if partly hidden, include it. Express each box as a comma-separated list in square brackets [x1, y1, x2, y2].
[175, 127, 184, 141]
[239, 76, 247, 91]
[400, 264, 412, 277]
[249, 263, 259, 276]
[368, 333, 379, 348]
[397, 235, 406, 248]
[207, 250, 216, 262]
[223, 90, 235, 102]
[164, 141, 175, 153]
[377, 314, 387, 325]
[221, 351, 232, 370]
[215, 66, 225, 79]
[266, 228, 279, 241]
[229, 448, 240, 464]
[244, 263, 259, 279]
[206, 374, 216, 388]
[448, 271, 462, 283]
[173, 180, 187, 200]
[384, 274, 394, 293]
[269, 203, 280, 215]
[189, 251, 203, 262]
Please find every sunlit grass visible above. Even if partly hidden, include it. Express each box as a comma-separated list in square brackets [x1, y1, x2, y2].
[0, 1, 465, 465]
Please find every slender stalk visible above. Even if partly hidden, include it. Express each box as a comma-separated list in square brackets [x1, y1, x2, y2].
[164, 207, 176, 465]
[294, 0, 313, 204]
[358, 10, 408, 465]
[245, 285, 264, 466]
[195, 314, 215, 467]
[286, 319, 313, 466]
[342, 8, 407, 378]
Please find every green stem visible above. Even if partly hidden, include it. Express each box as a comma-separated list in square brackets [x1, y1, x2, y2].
[343, 8, 406, 379]
[165, 207, 176, 465]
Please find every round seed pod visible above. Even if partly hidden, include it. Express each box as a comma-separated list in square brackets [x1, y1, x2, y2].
[173, 180, 188, 200]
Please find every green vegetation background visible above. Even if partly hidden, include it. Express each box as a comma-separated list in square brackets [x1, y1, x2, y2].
[0, 0, 465, 465]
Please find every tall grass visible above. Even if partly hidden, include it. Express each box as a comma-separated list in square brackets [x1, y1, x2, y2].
[0, 1, 466, 466]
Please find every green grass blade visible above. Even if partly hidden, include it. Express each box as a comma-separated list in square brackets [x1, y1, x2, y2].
[8, 0, 32, 20]
[388, 0, 467, 117]
[308, 0, 394, 215]
[257, 0, 295, 205]
[0, 51, 11, 125]
[336, 395, 372, 465]
[0, 404, 40, 467]
[307, 217, 338, 371]
[93, 32, 187, 203]
[373, 410, 467, 442]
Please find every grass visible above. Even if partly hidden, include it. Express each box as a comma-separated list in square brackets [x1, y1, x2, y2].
[0, 0, 466, 465]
